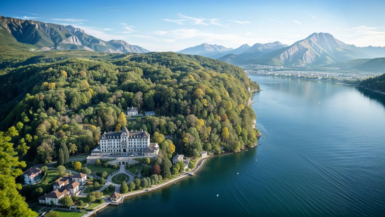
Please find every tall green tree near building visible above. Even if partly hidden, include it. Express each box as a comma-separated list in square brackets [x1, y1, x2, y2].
[0, 127, 37, 217]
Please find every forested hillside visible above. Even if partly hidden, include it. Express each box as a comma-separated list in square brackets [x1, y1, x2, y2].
[0, 52, 260, 166]
[360, 73, 385, 92]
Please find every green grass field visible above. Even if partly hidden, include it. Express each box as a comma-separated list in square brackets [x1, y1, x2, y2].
[83, 186, 91, 193]
[127, 165, 142, 175]
[52, 210, 84, 217]
[42, 169, 59, 184]
[111, 174, 129, 184]
[86, 200, 103, 209]
[87, 165, 118, 176]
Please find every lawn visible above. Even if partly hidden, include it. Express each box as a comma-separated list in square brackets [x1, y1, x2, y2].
[83, 186, 91, 193]
[42, 169, 59, 184]
[86, 200, 103, 209]
[69, 153, 89, 160]
[54, 210, 84, 217]
[127, 165, 142, 175]
[111, 174, 129, 184]
[87, 165, 118, 176]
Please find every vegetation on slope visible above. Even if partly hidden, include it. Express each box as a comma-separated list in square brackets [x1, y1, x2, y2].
[0, 51, 260, 169]
[360, 73, 385, 92]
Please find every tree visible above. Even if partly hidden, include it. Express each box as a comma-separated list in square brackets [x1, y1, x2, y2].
[153, 132, 164, 144]
[84, 145, 90, 153]
[87, 192, 96, 203]
[80, 167, 91, 174]
[101, 171, 108, 178]
[168, 142, 175, 155]
[45, 211, 59, 217]
[68, 143, 78, 155]
[171, 167, 178, 175]
[141, 178, 148, 188]
[134, 178, 141, 187]
[59, 196, 73, 207]
[60, 142, 69, 163]
[177, 161, 185, 173]
[57, 165, 66, 177]
[162, 159, 172, 179]
[79, 200, 84, 207]
[57, 149, 65, 166]
[74, 161, 82, 170]
[118, 112, 127, 128]
[222, 127, 229, 142]
[95, 191, 102, 199]
[100, 177, 105, 185]
[72, 196, 79, 201]
[151, 164, 161, 175]
[129, 182, 136, 191]
[146, 157, 150, 164]
[96, 159, 101, 166]
[121, 181, 128, 193]
[94, 182, 100, 189]
[135, 91, 143, 108]
[109, 184, 115, 191]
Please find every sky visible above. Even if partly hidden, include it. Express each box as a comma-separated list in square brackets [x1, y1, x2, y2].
[1, 0, 385, 51]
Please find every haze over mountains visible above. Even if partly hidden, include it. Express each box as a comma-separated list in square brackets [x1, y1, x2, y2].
[179, 33, 385, 67]
[0, 15, 149, 53]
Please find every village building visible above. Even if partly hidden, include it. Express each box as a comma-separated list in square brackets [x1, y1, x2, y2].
[200, 151, 208, 158]
[110, 192, 123, 203]
[144, 111, 155, 116]
[23, 167, 42, 185]
[126, 106, 138, 116]
[91, 146, 101, 156]
[99, 127, 158, 157]
[39, 173, 86, 205]
[172, 154, 184, 165]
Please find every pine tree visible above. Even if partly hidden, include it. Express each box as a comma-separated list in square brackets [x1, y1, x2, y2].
[60, 142, 69, 163]
[58, 149, 65, 166]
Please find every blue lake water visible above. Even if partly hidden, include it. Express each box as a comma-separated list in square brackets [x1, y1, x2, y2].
[96, 75, 385, 217]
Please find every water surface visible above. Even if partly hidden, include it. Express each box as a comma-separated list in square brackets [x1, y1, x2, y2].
[97, 75, 385, 217]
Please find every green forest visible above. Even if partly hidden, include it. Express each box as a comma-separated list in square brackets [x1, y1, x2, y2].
[360, 73, 385, 92]
[0, 51, 260, 167]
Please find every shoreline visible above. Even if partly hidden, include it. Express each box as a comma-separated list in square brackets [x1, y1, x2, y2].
[87, 155, 212, 216]
[85, 93, 260, 217]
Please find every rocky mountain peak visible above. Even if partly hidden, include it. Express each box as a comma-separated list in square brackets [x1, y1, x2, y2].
[66, 25, 85, 34]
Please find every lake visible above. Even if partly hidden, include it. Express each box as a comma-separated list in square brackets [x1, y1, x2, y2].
[96, 75, 385, 217]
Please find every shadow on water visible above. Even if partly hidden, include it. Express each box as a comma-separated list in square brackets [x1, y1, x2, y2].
[356, 87, 385, 108]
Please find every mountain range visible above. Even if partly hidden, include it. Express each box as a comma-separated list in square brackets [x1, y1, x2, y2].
[179, 33, 385, 66]
[0, 15, 149, 53]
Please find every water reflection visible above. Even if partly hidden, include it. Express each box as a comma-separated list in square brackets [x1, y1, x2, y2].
[356, 87, 385, 108]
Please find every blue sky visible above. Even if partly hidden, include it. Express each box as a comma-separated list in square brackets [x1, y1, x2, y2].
[1, 0, 385, 51]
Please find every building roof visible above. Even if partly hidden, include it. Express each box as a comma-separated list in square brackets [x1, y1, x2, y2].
[44, 189, 68, 199]
[200, 151, 207, 155]
[91, 146, 101, 153]
[53, 176, 71, 187]
[127, 106, 138, 112]
[144, 143, 159, 153]
[172, 154, 184, 162]
[72, 173, 87, 179]
[100, 127, 149, 140]
[24, 167, 41, 176]
[65, 181, 80, 190]
[110, 192, 121, 199]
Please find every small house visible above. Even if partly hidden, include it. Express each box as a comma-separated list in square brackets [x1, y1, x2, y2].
[144, 111, 155, 116]
[172, 154, 184, 165]
[200, 151, 208, 158]
[127, 106, 138, 116]
[23, 167, 42, 185]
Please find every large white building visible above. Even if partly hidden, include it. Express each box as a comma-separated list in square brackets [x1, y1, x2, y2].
[127, 106, 139, 116]
[99, 127, 159, 157]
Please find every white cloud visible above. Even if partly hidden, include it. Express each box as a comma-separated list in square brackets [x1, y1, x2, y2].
[20, 16, 40, 20]
[164, 18, 185, 25]
[346, 25, 385, 46]
[294, 20, 302, 26]
[209, 19, 230, 30]
[71, 24, 126, 41]
[231, 20, 251, 24]
[120, 23, 135, 34]
[304, 12, 316, 19]
[178, 13, 208, 25]
[53, 18, 87, 22]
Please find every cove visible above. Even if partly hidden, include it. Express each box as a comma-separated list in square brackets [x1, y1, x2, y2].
[95, 75, 385, 217]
